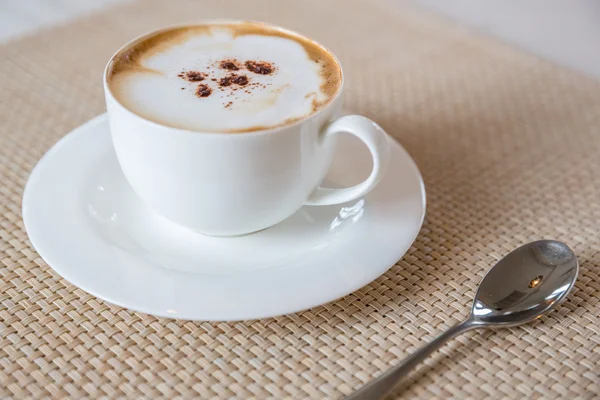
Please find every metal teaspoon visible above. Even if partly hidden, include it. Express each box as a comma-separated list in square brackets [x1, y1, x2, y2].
[347, 240, 579, 400]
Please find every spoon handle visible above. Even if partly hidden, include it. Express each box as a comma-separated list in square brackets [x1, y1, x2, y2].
[346, 319, 480, 400]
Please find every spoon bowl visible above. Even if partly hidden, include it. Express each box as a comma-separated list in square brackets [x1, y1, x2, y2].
[472, 240, 579, 326]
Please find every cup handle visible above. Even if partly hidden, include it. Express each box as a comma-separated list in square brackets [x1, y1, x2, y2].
[305, 115, 391, 206]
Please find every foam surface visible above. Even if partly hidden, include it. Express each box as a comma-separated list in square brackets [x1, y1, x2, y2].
[108, 24, 342, 132]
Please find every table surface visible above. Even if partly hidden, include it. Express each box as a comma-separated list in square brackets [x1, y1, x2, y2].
[1, 1, 599, 399]
[1, 0, 599, 80]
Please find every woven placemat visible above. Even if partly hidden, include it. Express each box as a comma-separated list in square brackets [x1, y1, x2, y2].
[1, 0, 599, 398]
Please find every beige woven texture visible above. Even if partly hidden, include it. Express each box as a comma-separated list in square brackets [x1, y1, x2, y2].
[1, 0, 600, 398]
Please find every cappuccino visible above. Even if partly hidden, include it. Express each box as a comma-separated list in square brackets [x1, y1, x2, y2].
[106, 22, 342, 132]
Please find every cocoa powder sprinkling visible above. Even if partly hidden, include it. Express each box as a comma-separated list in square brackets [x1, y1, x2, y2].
[219, 73, 249, 88]
[181, 71, 205, 81]
[219, 60, 240, 71]
[195, 84, 212, 97]
[245, 60, 273, 75]
[232, 75, 248, 86]
[219, 75, 232, 87]
[177, 58, 276, 105]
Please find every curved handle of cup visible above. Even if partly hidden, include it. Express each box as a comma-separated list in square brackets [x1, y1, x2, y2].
[305, 115, 391, 206]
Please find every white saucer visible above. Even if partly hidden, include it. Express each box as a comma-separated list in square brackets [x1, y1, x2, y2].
[23, 114, 426, 321]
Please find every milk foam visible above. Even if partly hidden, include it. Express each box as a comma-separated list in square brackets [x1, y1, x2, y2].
[108, 24, 341, 132]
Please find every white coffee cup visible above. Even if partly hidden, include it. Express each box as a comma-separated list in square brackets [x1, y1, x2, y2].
[104, 23, 391, 236]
